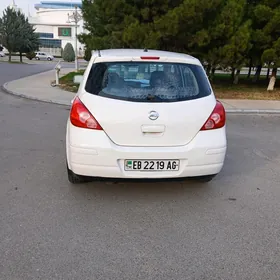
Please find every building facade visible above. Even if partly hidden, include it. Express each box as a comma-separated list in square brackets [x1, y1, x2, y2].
[28, 1, 85, 56]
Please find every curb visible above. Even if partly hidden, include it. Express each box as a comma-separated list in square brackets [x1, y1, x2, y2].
[2, 82, 280, 114]
[2, 82, 71, 107]
[225, 109, 280, 114]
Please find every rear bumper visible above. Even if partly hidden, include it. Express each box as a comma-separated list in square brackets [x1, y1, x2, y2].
[66, 122, 227, 179]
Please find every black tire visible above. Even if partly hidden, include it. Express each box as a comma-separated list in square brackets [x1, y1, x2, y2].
[36, 57, 40, 60]
[47, 57, 52, 61]
[195, 174, 217, 183]
[67, 164, 89, 184]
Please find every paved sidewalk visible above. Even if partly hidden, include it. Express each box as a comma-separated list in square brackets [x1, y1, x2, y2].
[2, 69, 76, 106]
[2, 69, 280, 113]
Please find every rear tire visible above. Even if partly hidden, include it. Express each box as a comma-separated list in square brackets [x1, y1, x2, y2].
[195, 174, 217, 183]
[47, 57, 52, 61]
[67, 163, 89, 184]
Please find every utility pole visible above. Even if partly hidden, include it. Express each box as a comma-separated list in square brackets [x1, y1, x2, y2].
[67, 6, 82, 71]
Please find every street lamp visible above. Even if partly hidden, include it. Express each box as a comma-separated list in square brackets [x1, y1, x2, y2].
[67, 6, 82, 71]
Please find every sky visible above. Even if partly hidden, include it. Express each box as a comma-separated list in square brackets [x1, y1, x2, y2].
[0, 0, 78, 17]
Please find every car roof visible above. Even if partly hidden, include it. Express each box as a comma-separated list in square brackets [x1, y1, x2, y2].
[91, 49, 200, 65]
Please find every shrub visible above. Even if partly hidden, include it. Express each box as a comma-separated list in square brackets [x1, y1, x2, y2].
[84, 47, 91, 61]
[62, 43, 75, 62]
[26, 51, 36, 60]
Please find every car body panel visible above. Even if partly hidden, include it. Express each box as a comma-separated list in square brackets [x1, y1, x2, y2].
[80, 93, 216, 147]
[66, 122, 227, 178]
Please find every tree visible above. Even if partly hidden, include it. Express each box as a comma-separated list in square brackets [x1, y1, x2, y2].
[0, 7, 38, 62]
[0, 7, 24, 61]
[79, 0, 253, 82]
[220, 19, 252, 84]
[245, 0, 280, 84]
[79, 0, 279, 89]
[17, 14, 39, 62]
[62, 43, 75, 62]
[78, 0, 185, 54]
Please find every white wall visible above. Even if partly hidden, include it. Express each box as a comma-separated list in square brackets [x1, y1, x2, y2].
[29, 8, 85, 56]
[34, 25, 54, 33]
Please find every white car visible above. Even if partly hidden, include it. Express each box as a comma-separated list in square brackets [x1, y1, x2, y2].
[35, 52, 54, 61]
[0, 51, 5, 57]
[66, 49, 227, 184]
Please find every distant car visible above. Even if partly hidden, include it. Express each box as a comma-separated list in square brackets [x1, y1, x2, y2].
[35, 52, 54, 61]
[0, 51, 5, 57]
[66, 49, 227, 184]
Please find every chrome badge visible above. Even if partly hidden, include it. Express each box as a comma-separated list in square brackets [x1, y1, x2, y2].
[148, 111, 159, 121]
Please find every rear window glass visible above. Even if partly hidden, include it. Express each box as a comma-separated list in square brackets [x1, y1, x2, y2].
[85, 62, 211, 102]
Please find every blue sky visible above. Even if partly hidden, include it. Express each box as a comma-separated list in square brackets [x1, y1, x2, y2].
[1, 0, 38, 16]
[0, 0, 80, 16]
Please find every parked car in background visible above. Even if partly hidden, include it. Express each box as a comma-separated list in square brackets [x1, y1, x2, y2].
[35, 52, 54, 61]
[66, 49, 227, 184]
[0, 51, 5, 57]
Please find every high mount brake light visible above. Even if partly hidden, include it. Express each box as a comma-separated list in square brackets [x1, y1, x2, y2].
[140, 56, 160, 60]
[70, 97, 103, 130]
[200, 101, 226, 130]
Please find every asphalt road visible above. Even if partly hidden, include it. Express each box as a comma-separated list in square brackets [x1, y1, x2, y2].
[0, 60, 84, 83]
[1, 64, 280, 280]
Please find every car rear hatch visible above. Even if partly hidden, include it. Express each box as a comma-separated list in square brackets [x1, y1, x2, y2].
[80, 58, 215, 147]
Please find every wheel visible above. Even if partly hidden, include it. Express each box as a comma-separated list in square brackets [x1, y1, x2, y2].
[67, 163, 89, 184]
[195, 174, 217, 183]
[47, 57, 52, 61]
[36, 57, 40, 60]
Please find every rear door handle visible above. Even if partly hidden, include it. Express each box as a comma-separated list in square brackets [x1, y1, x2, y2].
[141, 125, 165, 133]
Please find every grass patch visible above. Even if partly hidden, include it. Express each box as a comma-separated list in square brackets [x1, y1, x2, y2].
[212, 74, 280, 100]
[58, 70, 280, 100]
[59, 70, 85, 92]
[214, 87, 280, 100]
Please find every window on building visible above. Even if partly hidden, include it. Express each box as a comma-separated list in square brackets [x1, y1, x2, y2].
[37, 32, 54, 38]
[39, 39, 62, 48]
[58, 27, 72, 37]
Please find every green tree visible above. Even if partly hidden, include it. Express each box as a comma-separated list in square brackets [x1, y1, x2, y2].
[79, 0, 279, 89]
[259, 3, 280, 90]
[246, 0, 280, 83]
[62, 42, 75, 62]
[0, 7, 38, 62]
[78, 0, 185, 56]
[155, 0, 252, 83]
[0, 7, 25, 62]
[220, 19, 252, 84]
[17, 14, 39, 62]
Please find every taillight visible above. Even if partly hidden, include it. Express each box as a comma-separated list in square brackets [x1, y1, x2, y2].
[200, 101, 226, 130]
[70, 97, 103, 130]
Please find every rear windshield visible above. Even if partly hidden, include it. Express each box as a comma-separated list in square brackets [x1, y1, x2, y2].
[85, 61, 211, 102]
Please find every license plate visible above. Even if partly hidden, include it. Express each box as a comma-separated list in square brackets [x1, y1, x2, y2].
[124, 160, 180, 171]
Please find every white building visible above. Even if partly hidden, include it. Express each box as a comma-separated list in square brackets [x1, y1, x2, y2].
[28, 1, 86, 56]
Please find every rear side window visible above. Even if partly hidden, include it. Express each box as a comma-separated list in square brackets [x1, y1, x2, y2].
[85, 62, 211, 102]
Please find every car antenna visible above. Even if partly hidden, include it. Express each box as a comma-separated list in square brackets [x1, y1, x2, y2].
[144, 48, 148, 52]
[98, 50, 101, 57]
